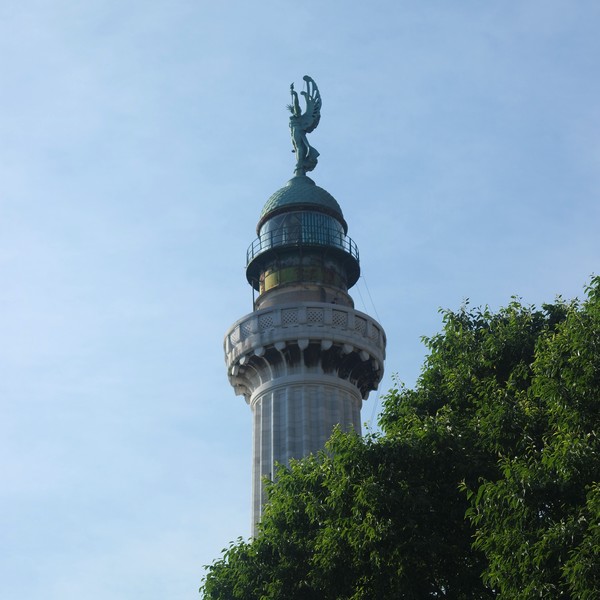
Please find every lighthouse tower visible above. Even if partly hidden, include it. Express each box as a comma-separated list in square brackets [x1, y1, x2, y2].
[224, 77, 386, 532]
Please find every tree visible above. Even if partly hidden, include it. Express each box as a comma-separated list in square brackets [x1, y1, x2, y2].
[466, 279, 600, 598]
[201, 278, 600, 599]
[202, 427, 493, 600]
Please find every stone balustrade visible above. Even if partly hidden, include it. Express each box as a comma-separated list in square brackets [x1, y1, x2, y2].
[224, 302, 386, 373]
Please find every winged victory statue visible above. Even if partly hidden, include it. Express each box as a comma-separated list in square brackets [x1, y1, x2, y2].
[288, 75, 322, 176]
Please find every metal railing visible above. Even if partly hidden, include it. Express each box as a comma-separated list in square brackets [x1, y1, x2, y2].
[247, 225, 359, 265]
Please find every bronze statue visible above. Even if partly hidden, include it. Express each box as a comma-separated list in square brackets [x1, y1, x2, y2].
[288, 76, 322, 176]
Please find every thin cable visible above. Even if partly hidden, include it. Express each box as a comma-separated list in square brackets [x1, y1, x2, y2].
[360, 275, 382, 323]
[355, 278, 368, 313]
[357, 275, 384, 429]
[367, 388, 381, 431]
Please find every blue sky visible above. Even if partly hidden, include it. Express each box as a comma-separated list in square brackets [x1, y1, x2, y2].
[1, 1, 599, 598]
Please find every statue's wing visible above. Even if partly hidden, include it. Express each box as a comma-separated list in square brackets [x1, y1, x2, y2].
[299, 77, 322, 133]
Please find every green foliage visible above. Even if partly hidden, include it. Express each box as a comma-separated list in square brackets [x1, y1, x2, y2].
[467, 277, 600, 598]
[202, 428, 492, 600]
[201, 278, 600, 599]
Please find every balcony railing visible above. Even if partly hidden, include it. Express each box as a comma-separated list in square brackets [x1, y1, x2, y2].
[247, 225, 359, 266]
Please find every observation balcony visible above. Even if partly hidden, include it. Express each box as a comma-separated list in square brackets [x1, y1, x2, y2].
[246, 225, 360, 266]
[224, 301, 386, 401]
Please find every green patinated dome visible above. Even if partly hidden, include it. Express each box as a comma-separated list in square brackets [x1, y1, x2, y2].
[257, 175, 347, 234]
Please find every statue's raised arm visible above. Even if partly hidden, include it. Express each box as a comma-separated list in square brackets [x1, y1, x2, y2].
[288, 75, 322, 176]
